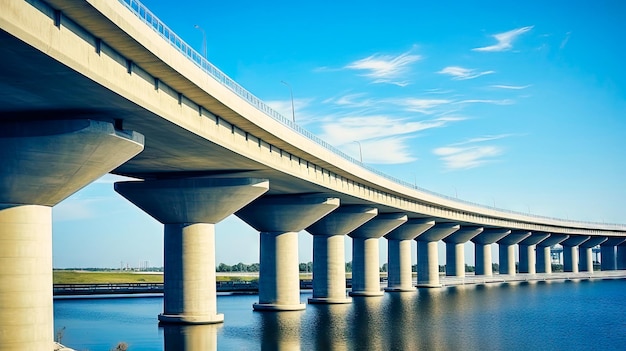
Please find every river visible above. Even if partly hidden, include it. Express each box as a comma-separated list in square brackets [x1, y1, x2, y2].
[53, 278, 626, 350]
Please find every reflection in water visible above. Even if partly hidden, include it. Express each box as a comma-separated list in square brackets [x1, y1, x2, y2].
[350, 296, 385, 350]
[311, 304, 349, 351]
[259, 311, 303, 351]
[161, 323, 221, 351]
[53, 279, 626, 350]
[385, 292, 418, 350]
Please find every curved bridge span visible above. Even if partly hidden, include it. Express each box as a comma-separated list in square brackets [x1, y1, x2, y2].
[1, 0, 625, 348]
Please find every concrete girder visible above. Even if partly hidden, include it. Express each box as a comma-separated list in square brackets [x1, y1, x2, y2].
[385, 219, 436, 292]
[600, 237, 626, 271]
[443, 227, 484, 277]
[518, 233, 550, 274]
[498, 231, 531, 275]
[0, 120, 143, 350]
[236, 195, 340, 311]
[349, 213, 407, 296]
[306, 206, 378, 304]
[416, 223, 460, 287]
[579, 237, 608, 272]
[562, 236, 591, 273]
[116, 177, 269, 324]
[471, 229, 511, 276]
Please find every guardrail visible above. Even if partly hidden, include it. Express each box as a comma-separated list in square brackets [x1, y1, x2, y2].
[117, 0, 625, 229]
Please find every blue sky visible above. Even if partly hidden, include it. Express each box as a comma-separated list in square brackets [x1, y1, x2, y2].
[52, 0, 626, 268]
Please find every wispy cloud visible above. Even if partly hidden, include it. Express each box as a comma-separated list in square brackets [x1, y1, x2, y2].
[490, 84, 531, 90]
[437, 66, 495, 80]
[456, 99, 515, 105]
[433, 134, 513, 170]
[396, 98, 454, 114]
[345, 48, 422, 86]
[560, 31, 571, 49]
[323, 93, 374, 108]
[473, 26, 534, 52]
[349, 137, 417, 164]
[321, 115, 461, 145]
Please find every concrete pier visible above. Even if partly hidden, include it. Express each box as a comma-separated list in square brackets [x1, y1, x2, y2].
[348, 213, 407, 296]
[518, 233, 550, 274]
[442, 227, 484, 277]
[497, 231, 531, 275]
[0, 120, 144, 350]
[471, 229, 511, 276]
[579, 237, 608, 272]
[562, 236, 590, 273]
[236, 195, 339, 310]
[536, 234, 569, 273]
[618, 243, 626, 270]
[600, 237, 626, 271]
[415, 223, 460, 287]
[306, 206, 378, 304]
[384, 219, 435, 291]
[115, 178, 269, 323]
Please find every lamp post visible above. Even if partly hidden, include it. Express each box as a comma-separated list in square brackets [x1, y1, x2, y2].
[194, 24, 207, 58]
[354, 141, 363, 163]
[281, 81, 295, 122]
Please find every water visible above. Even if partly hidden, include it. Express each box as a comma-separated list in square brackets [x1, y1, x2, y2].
[54, 279, 626, 350]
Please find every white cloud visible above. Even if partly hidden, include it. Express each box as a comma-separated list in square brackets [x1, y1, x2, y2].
[473, 26, 534, 52]
[349, 137, 417, 164]
[433, 134, 515, 170]
[490, 84, 531, 90]
[324, 93, 374, 108]
[434, 145, 502, 170]
[345, 49, 422, 86]
[437, 66, 495, 80]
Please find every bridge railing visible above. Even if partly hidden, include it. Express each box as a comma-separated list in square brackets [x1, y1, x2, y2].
[118, 0, 625, 229]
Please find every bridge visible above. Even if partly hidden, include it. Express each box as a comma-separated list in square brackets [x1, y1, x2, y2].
[1, 0, 625, 349]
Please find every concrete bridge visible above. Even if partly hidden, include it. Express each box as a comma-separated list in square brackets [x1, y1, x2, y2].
[1, 0, 625, 349]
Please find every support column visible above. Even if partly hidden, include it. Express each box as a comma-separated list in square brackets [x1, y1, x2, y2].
[236, 195, 339, 311]
[562, 236, 590, 273]
[442, 227, 484, 277]
[618, 243, 626, 270]
[384, 219, 435, 291]
[415, 223, 460, 287]
[306, 206, 378, 304]
[518, 233, 550, 274]
[579, 237, 608, 272]
[348, 213, 407, 296]
[497, 231, 531, 275]
[471, 229, 511, 276]
[0, 120, 144, 350]
[116, 178, 269, 323]
[536, 234, 568, 273]
[600, 237, 626, 271]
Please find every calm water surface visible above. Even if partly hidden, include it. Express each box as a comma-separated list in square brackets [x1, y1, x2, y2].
[54, 279, 626, 350]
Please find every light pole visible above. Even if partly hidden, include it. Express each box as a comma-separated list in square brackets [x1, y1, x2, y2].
[353, 141, 363, 163]
[194, 24, 207, 58]
[281, 81, 295, 122]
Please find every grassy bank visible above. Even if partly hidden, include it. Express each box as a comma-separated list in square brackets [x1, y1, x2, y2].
[53, 271, 263, 284]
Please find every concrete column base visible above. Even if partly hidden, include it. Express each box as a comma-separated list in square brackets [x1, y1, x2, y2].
[350, 237, 384, 297]
[308, 234, 351, 304]
[536, 246, 552, 274]
[158, 223, 223, 324]
[255, 231, 306, 311]
[386, 239, 415, 292]
[308, 297, 352, 304]
[0, 205, 53, 351]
